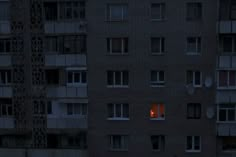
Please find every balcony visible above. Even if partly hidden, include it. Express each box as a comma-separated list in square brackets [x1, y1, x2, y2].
[47, 116, 87, 129]
[0, 21, 10, 34]
[0, 86, 12, 97]
[45, 54, 86, 67]
[0, 55, 11, 66]
[217, 123, 236, 136]
[217, 56, 236, 69]
[46, 86, 87, 98]
[0, 148, 87, 157]
[0, 117, 14, 128]
[44, 21, 87, 34]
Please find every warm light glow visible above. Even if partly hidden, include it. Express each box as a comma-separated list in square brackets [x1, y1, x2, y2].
[150, 103, 165, 119]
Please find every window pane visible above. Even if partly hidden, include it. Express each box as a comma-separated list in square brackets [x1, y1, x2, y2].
[229, 71, 236, 86]
[115, 71, 121, 85]
[187, 37, 197, 52]
[112, 135, 121, 149]
[219, 110, 226, 121]
[159, 71, 165, 82]
[112, 38, 122, 53]
[107, 71, 113, 85]
[194, 136, 200, 150]
[151, 38, 160, 53]
[159, 104, 165, 118]
[187, 136, 192, 150]
[150, 104, 158, 118]
[115, 104, 121, 117]
[123, 71, 129, 85]
[219, 71, 228, 87]
[228, 110, 235, 121]
[151, 4, 161, 19]
[68, 72, 73, 83]
[82, 71, 87, 83]
[108, 104, 114, 118]
[74, 104, 80, 114]
[123, 104, 129, 118]
[186, 71, 193, 84]
[223, 37, 233, 52]
[74, 72, 80, 83]
[151, 136, 159, 150]
[67, 103, 73, 115]
[195, 71, 201, 85]
[151, 71, 157, 82]
[81, 103, 87, 115]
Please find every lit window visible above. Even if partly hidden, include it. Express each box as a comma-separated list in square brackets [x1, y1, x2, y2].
[186, 136, 201, 152]
[150, 103, 165, 120]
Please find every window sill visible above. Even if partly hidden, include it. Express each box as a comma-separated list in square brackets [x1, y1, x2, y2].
[150, 118, 165, 121]
[105, 20, 128, 23]
[151, 53, 165, 56]
[185, 150, 201, 153]
[66, 84, 87, 87]
[151, 19, 166, 22]
[107, 118, 130, 121]
[61, 115, 87, 118]
[150, 85, 165, 88]
[106, 53, 129, 56]
[107, 85, 129, 88]
[217, 121, 236, 123]
[217, 87, 236, 90]
[109, 148, 128, 152]
[186, 53, 201, 56]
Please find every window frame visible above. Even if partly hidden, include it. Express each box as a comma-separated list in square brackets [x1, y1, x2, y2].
[218, 103, 236, 122]
[107, 37, 128, 54]
[186, 2, 202, 21]
[109, 135, 128, 151]
[150, 103, 165, 120]
[186, 70, 202, 87]
[150, 3, 166, 21]
[187, 103, 201, 119]
[150, 135, 165, 151]
[186, 37, 202, 55]
[150, 70, 165, 87]
[66, 103, 88, 117]
[185, 136, 201, 153]
[217, 70, 236, 89]
[107, 70, 129, 88]
[67, 70, 87, 86]
[151, 37, 165, 55]
[107, 103, 129, 120]
[107, 4, 128, 22]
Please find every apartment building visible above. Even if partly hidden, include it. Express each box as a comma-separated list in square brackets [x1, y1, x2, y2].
[217, 0, 236, 156]
[0, 0, 88, 156]
[0, 0, 234, 157]
[87, 0, 217, 157]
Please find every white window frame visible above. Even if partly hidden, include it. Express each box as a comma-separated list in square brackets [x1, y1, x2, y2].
[217, 70, 236, 89]
[185, 136, 201, 153]
[217, 104, 236, 122]
[186, 70, 202, 87]
[66, 103, 87, 117]
[109, 135, 128, 151]
[107, 71, 129, 88]
[150, 103, 165, 120]
[108, 4, 128, 21]
[151, 37, 165, 55]
[151, 3, 165, 21]
[150, 70, 165, 87]
[186, 37, 201, 55]
[0, 70, 11, 85]
[67, 70, 87, 86]
[108, 38, 128, 54]
[107, 103, 129, 120]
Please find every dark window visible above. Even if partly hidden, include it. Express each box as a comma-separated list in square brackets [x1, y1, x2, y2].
[151, 3, 166, 20]
[44, 2, 58, 21]
[47, 101, 52, 114]
[186, 3, 202, 21]
[45, 69, 59, 85]
[150, 135, 165, 151]
[187, 103, 201, 119]
[151, 37, 165, 54]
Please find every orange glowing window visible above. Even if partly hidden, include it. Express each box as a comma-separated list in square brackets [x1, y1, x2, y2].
[150, 103, 165, 119]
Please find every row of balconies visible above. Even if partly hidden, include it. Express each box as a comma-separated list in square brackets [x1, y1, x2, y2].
[0, 21, 87, 34]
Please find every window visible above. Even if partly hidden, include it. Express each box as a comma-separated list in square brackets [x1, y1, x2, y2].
[231, 1, 236, 20]
[44, 2, 58, 21]
[186, 3, 202, 21]
[67, 70, 87, 85]
[107, 38, 128, 54]
[67, 132, 87, 149]
[222, 137, 236, 151]
[45, 69, 59, 85]
[0, 39, 10, 53]
[107, 103, 129, 120]
[187, 37, 201, 54]
[0, 70, 11, 85]
[187, 103, 201, 119]
[150, 103, 165, 120]
[44, 1, 86, 21]
[0, 99, 12, 117]
[186, 70, 202, 87]
[150, 70, 165, 87]
[45, 35, 86, 54]
[151, 3, 166, 20]
[151, 37, 165, 54]
[109, 135, 128, 151]
[47, 101, 52, 115]
[186, 136, 201, 152]
[218, 70, 236, 88]
[107, 4, 128, 21]
[150, 135, 165, 151]
[218, 104, 236, 122]
[107, 71, 129, 87]
[66, 103, 87, 116]
[221, 36, 236, 54]
[0, 2, 9, 21]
